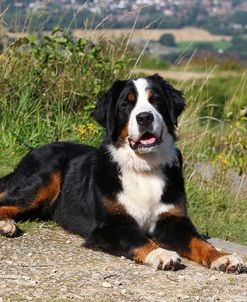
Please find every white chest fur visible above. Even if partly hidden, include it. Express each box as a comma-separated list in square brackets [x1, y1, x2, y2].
[117, 169, 174, 233]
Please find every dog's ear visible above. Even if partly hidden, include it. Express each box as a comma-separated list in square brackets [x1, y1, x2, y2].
[92, 80, 127, 135]
[149, 74, 186, 126]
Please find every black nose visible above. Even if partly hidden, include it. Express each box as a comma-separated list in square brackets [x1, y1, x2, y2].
[136, 112, 154, 127]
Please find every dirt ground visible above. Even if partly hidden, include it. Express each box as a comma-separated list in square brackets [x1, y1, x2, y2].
[0, 226, 247, 302]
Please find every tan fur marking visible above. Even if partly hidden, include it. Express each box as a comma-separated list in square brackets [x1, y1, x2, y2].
[133, 240, 160, 264]
[30, 171, 61, 209]
[0, 172, 61, 219]
[159, 205, 187, 218]
[104, 198, 126, 215]
[117, 124, 129, 146]
[180, 237, 228, 267]
[0, 206, 23, 219]
[0, 192, 6, 200]
[147, 89, 154, 99]
[127, 92, 136, 102]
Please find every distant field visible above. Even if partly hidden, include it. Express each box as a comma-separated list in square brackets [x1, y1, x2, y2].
[72, 27, 231, 43]
[6, 27, 231, 44]
[177, 40, 232, 51]
[131, 68, 212, 81]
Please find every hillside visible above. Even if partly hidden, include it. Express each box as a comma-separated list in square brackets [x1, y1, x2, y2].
[73, 27, 231, 43]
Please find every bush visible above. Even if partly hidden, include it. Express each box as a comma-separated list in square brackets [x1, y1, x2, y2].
[159, 33, 176, 47]
[214, 116, 247, 174]
[0, 31, 130, 155]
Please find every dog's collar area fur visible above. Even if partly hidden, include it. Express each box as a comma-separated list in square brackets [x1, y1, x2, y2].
[107, 132, 176, 173]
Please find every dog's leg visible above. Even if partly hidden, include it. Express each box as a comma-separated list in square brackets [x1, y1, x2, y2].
[86, 215, 182, 271]
[0, 170, 61, 237]
[153, 211, 243, 273]
[0, 192, 23, 237]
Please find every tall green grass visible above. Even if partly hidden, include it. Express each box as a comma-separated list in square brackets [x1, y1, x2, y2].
[0, 32, 129, 159]
[174, 69, 247, 244]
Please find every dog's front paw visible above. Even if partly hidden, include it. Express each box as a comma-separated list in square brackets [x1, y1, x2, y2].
[211, 254, 243, 274]
[0, 219, 21, 237]
[144, 248, 181, 271]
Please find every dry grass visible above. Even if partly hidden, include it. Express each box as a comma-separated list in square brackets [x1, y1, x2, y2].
[6, 26, 231, 43]
[73, 27, 231, 43]
[132, 68, 212, 81]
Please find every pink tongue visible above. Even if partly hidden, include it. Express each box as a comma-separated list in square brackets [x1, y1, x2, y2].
[140, 136, 156, 145]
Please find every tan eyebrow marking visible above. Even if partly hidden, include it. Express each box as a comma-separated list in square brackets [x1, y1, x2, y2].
[147, 89, 154, 99]
[127, 92, 136, 102]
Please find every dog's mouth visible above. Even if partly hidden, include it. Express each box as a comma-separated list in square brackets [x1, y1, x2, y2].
[128, 132, 163, 153]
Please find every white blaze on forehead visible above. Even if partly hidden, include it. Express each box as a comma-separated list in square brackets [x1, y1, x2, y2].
[133, 78, 149, 101]
[133, 78, 152, 113]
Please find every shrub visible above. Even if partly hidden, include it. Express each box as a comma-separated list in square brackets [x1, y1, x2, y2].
[159, 33, 176, 47]
[0, 31, 129, 155]
[214, 116, 247, 174]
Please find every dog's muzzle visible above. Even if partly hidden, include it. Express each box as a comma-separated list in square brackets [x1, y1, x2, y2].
[128, 132, 163, 154]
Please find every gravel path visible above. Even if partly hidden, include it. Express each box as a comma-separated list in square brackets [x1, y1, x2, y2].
[0, 226, 247, 302]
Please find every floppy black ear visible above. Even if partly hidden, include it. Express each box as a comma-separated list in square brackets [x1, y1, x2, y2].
[91, 80, 127, 135]
[148, 74, 186, 126]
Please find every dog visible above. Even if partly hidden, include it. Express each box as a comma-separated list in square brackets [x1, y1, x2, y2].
[0, 74, 243, 273]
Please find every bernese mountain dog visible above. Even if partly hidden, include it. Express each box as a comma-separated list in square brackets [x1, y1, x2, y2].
[0, 74, 243, 273]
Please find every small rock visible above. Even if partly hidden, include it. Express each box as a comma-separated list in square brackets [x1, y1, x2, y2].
[178, 275, 185, 281]
[209, 275, 218, 281]
[102, 281, 112, 288]
[114, 280, 122, 286]
[29, 280, 38, 286]
[194, 162, 214, 181]
[227, 169, 247, 196]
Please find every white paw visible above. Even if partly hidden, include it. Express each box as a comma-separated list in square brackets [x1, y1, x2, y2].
[144, 248, 181, 271]
[0, 219, 17, 237]
[211, 254, 243, 274]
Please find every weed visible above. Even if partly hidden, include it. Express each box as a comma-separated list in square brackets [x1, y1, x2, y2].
[0, 31, 128, 157]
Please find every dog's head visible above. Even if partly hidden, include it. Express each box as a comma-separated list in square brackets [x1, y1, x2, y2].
[92, 74, 185, 154]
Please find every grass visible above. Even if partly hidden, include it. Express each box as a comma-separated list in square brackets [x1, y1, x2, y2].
[177, 40, 232, 52]
[0, 31, 246, 245]
[186, 174, 247, 245]
[17, 220, 57, 233]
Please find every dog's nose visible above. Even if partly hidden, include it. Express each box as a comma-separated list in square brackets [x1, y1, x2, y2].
[136, 112, 154, 127]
